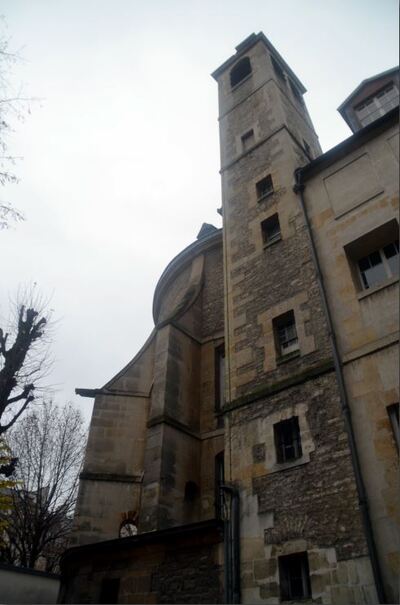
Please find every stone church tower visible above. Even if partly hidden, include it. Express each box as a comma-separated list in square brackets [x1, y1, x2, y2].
[60, 32, 398, 604]
[211, 33, 379, 604]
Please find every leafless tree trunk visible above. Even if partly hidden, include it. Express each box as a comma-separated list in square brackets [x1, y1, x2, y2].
[0, 291, 52, 435]
[0, 401, 86, 571]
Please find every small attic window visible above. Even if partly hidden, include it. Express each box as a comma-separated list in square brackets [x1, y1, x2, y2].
[230, 57, 252, 88]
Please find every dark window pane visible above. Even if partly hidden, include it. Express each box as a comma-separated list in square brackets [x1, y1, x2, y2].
[261, 213, 280, 246]
[230, 57, 252, 87]
[274, 417, 302, 463]
[99, 578, 120, 604]
[279, 552, 311, 601]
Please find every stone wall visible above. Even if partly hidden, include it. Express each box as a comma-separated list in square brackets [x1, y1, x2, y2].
[60, 522, 223, 604]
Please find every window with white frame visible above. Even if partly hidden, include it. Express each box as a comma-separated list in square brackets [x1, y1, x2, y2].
[344, 220, 399, 293]
[358, 240, 399, 290]
[355, 83, 399, 127]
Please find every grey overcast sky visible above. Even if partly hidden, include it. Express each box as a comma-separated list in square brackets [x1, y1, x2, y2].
[0, 1, 398, 423]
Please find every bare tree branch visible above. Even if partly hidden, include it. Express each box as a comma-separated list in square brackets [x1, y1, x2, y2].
[0, 289, 53, 434]
[0, 18, 36, 229]
[0, 401, 86, 571]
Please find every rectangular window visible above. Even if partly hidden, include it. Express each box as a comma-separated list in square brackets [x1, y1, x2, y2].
[256, 175, 274, 200]
[274, 417, 302, 463]
[344, 220, 399, 293]
[241, 129, 255, 151]
[355, 83, 399, 126]
[261, 214, 281, 246]
[358, 240, 399, 289]
[273, 310, 299, 356]
[215, 345, 225, 428]
[388, 403, 399, 451]
[279, 552, 311, 601]
[99, 578, 120, 604]
[215, 451, 225, 519]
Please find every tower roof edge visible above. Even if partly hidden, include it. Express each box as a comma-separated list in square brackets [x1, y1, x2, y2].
[211, 31, 307, 93]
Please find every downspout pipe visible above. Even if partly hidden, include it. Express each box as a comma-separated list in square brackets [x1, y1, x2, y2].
[293, 168, 387, 604]
[220, 484, 241, 604]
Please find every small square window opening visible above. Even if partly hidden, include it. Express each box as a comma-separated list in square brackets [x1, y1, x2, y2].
[279, 552, 311, 601]
[274, 417, 302, 463]
[256, 175, 274, 200]
[261, 214, 281, 246]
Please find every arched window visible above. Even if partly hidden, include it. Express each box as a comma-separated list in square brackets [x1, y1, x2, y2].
[230, 57, 252, 88]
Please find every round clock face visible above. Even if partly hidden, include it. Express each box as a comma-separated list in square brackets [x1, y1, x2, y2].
[119, 522, 138, 538]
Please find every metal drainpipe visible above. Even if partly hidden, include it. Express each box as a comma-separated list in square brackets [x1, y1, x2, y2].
[293, 168, 387, 604]
[221, 484, 241, 604]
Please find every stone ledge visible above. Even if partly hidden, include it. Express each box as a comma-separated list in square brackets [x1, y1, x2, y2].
[147, 414, 200, 440]
[80, 471, 143, 484]
[221, 358, 335, 413]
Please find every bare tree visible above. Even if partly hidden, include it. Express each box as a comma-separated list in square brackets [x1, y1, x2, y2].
[0, 401, 86, 571]
[0, 18, 33, 228]
[0, 290, 52, 435]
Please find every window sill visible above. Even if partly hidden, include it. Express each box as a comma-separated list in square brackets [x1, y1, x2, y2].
[231, 73, 252, 92]
[357, 275, 399, 301]
[257, 191, 274, 202]
[263, 236, 282, 249]
[276, 350, 300, 365]
[270, 454, 310, 475]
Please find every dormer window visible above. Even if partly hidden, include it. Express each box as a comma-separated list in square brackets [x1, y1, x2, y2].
[355, 83, 399, 126]
[230, 57, 252, 88]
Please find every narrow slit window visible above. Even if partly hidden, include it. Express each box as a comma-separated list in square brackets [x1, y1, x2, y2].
[274, 417, 302, 463]
[256, 175, 274, 200]
[387, 403, 399, 451]
[261, 214, 281, 246]
[215, 345, 225, 428]
[279, 552, 311, 601]
[241, 129, 255, 151]
[215, 451, 225, 518]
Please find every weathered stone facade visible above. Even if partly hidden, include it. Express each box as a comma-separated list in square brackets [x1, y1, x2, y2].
[60, 33, 399, 604]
